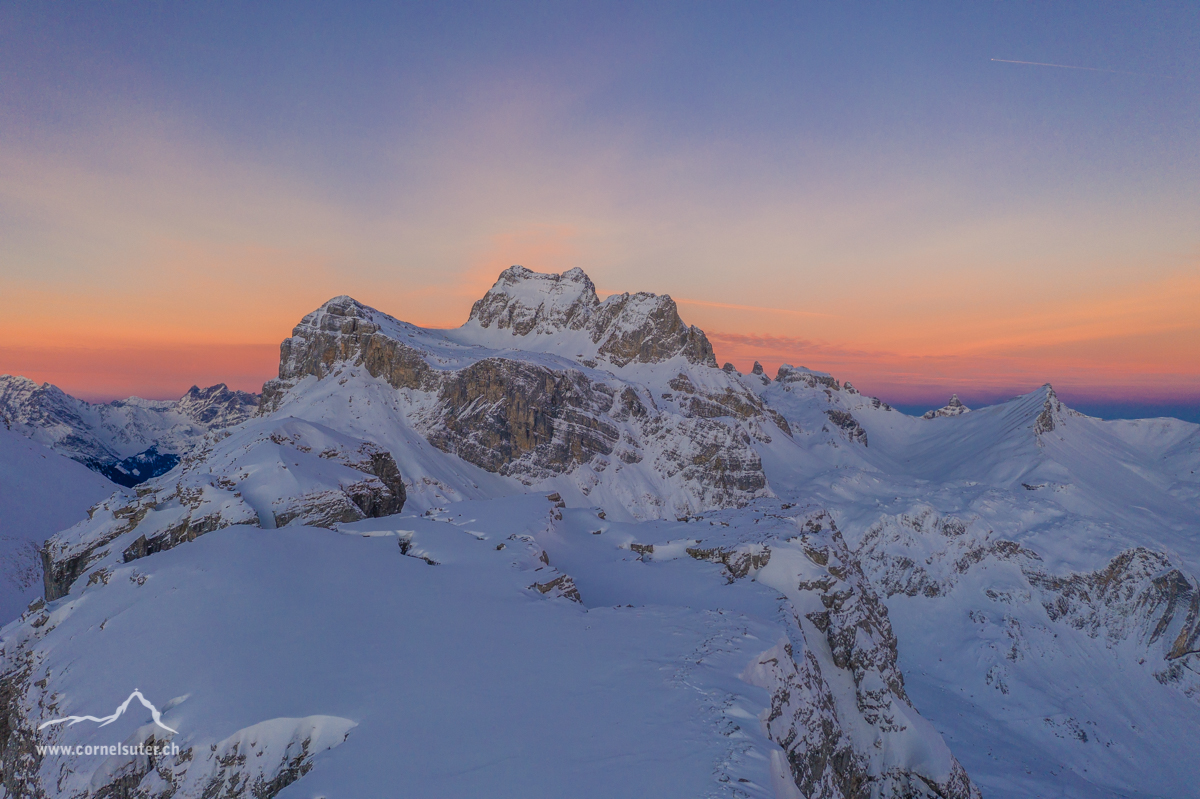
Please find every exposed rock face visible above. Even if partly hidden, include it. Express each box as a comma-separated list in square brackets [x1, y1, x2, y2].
[825, 410, 868, 446]
[0, 376, 258, 486]
[1032, 383, 1077, 437]
[174, 383, 260, 426]
[736, 511, 981, 799]
[1027, 549, 1200, 691]
[266, 296, 437, 401]
[686, 542, 771, 582]
[666, 372, 793, 437]
[530, 574, 582, 602]
[923, 394, 971, 419]
[642, 413, 767, 502]
[467, 266, 717, 367]
[423, 360, 620, 481]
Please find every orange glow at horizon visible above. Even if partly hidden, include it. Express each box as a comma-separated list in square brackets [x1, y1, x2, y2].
[4, 257, 1196, 407]
[2, 132, 1196, 406]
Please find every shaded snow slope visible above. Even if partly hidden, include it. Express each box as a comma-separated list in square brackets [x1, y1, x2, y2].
[0, 428, 116, 622]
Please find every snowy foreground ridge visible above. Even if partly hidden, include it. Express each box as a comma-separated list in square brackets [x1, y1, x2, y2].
[1, 267, 1198, 798]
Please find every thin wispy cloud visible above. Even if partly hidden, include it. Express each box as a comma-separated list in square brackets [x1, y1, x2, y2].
[673, 298, 835, 318]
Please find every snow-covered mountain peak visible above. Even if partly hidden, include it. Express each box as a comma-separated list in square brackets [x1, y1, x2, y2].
[0, 374, 39, 393]
[174, 384, 258, 427]
[0, 375, 70, 415]
[467, 265, 599, 336]
[290, 295, 384, 338]
[1031, 382, 1080, 436]
[257, 281, 786, 519]
[923, 394, 971, 419]
[457, 266, 717, 368]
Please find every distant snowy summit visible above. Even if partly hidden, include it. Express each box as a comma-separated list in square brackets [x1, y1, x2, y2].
[923, 394, 971, 419]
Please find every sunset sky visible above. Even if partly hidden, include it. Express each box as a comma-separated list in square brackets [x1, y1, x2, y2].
[2, 3, 1197, 419]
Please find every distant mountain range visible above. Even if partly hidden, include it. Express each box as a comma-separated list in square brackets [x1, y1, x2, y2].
[1, 266, 1198, 799]
[0, 378, 257, 486]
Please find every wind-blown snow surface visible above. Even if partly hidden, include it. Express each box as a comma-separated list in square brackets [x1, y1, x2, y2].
[3, 267, 1199, 798]
[10, 503, 794, 797]
[0, 428, 116, 623]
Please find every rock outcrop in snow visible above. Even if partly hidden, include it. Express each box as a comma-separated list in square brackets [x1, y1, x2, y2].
[739, 510, 980, 799]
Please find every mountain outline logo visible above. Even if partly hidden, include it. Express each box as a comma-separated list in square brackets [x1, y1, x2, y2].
[38, 689, 178, 734]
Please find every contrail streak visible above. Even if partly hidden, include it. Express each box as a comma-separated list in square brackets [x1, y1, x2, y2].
[990, 58, 1174, 79]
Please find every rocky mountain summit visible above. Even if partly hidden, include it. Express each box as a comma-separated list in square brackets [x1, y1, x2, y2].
[464, 265, 717, 367]
[258, 273, 788, 518]
[923, 394, 970, 419]
[0, 377, 258, 486]
[1, 267, 1198, 798]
